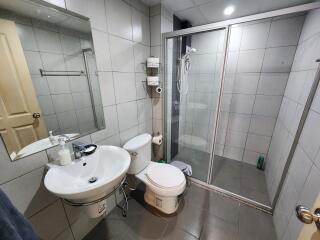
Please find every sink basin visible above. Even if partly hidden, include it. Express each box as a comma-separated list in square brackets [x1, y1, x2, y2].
[17, 133, 79, 159]
[44, 145, 131, 201]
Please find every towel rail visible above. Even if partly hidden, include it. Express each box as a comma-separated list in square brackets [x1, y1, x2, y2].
[39, 69, 85, 77]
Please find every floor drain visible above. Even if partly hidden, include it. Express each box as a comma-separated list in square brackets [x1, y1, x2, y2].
[88, 177, 98, 183]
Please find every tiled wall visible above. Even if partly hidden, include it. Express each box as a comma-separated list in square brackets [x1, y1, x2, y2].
[178, 30, 225, 153]
[0, 0, 152, 239]
[214, 15, 304, 165]
[150, 4, 173, 160]
[12, 16, 101, 135]
[271, 9, 320, 239]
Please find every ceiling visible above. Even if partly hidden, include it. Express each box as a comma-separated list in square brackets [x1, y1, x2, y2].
[142, 0, 316, 26]
[0, 0, 91, 33]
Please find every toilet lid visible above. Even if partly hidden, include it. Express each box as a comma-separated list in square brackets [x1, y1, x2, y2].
[146, 164, 185, 188]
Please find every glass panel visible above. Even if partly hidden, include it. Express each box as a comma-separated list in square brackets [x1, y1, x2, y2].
[166, 29, 226, 182]
[210, 14, 306, 206]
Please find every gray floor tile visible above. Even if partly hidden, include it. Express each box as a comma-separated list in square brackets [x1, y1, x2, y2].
[208, 193, 240, 225]
[161, 224, 198, 240]
[200, 213, 239, 240]
[84, 184, 277, 240]
[238, 204, 276, 240]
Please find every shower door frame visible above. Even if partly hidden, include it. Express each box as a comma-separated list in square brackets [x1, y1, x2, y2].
[163, 1, 320, 213]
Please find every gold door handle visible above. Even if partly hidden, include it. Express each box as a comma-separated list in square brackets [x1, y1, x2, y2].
[32, 112, 41, 119]
[296, 205, 320, 230]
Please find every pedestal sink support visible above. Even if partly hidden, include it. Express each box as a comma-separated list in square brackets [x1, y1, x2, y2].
[62, 177, 129, 217]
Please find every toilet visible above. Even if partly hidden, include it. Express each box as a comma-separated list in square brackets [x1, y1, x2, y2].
[123, 133, 186, 214]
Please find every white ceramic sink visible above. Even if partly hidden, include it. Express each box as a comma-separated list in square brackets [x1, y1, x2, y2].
[44, 145, 131, 202]
[17, 133, 79, 159]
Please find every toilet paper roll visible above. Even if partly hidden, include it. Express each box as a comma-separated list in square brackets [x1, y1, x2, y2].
[152, 135, 163, 145]
[155, 87, 162, 94]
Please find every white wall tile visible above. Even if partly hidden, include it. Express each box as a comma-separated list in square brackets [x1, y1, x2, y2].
[299, 110, 320, 160]
[135, 73, 148, 99]
[52, 94, 74, 113]
[117, 101, 138, 131]
[138, 98, 152, 123]
[16, 24, 38, 51]
[98, 72, 116, 106]
[230, 94, 255, 114]
[106, 0, 132, 40]
[34, 28, 62, 53]
[225, 131, 247, 148]
[227, 113, 251, 133]
[40, 53, 66, 71]
[267, 15, 304, 47]
[38, 96, 55, 115]
[232, 73, 260, 94]
[262, 46, 296, 73]
[114, 72, 136, 103]
[223, 146, 244, 161]
[257, 73, 289, 96]
[47, 76, 70, 94]
[150, 15, 161, 46]
[240, 20, 270, 50]
[109, 35, 134, 72]
[249, 115, 276, 136]
[60, 34, 81, 55]
[133, 43, 150, 73]
[253, 95, 282, 117]
[243, 150, 264, 165]
[246, 134, 271, 153]
[24, 51, 43, 74]
[237, 49, 265, 73]
[132, 9, 150, 45]
[92, 30, 112, 71]
[1, 167, 57, 218]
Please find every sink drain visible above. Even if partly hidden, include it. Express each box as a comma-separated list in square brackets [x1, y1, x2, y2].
[88, 177, 98, 184]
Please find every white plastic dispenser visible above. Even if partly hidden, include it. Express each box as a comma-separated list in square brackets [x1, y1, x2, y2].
[58, 137, 72, 166]
[147, 57, 160, 68]
[147, 76, 159, 86]
[49, 131, 57, 144]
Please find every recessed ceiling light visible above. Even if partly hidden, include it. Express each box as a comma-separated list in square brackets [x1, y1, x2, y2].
[47, 15, 51, 18]
[224, 5, 235, 15]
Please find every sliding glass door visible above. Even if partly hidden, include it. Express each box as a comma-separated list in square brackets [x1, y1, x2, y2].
[165, 28, 227, 182]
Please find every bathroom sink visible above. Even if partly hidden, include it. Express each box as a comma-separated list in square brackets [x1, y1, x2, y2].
[44, 145, 131, 202]
[17, 133, 79, 159]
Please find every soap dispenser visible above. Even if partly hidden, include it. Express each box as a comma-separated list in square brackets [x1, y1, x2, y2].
[58, 137, 72, 166]
[49, 131, 57, 144]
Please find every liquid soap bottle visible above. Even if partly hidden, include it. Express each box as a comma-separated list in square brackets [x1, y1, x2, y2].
[58, 137, 72, 166]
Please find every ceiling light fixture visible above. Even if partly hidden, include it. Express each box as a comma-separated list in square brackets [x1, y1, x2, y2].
[224, 5, 235, 15]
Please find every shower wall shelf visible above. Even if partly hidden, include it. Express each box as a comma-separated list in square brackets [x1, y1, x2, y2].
[39, 69, 85, 77]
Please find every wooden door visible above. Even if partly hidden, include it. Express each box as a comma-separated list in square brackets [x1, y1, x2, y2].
[298, 193, 320, 240]
[0, 18, 47, 158]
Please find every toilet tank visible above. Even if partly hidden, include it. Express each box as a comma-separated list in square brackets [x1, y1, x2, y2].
[123, 134, 152, 175]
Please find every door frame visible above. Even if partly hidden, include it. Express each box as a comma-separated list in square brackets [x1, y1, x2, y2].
[162, 1, 320, 213]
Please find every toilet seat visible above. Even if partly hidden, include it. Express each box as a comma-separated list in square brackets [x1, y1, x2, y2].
[146, 164, 185, 189]
[136, 162, 186, 197]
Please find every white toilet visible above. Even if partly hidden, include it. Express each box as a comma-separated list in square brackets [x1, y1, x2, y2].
[123, 133, 186, 214]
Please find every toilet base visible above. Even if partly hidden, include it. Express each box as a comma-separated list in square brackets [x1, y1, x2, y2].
[144, 187, 179, 214]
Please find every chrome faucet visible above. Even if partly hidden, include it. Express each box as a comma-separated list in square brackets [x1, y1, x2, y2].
[72, 141, 86, 159]
[60, 134, 71, 141]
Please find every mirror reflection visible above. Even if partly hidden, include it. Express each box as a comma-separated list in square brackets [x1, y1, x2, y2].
[0, 1, 104, 160]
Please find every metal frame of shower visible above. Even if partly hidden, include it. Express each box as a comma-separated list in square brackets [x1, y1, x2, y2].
[162, 1, 320, 213]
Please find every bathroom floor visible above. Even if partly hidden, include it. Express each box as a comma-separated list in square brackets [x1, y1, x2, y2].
[172, 147, 270, 205]
[83, 183, 276, 240]
[211, 155, 270, 206]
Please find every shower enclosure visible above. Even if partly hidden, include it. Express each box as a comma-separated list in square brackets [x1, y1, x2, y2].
[164, 2, 320, 211]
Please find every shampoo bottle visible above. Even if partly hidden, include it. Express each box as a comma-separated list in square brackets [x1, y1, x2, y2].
[58, 137, 72, 166]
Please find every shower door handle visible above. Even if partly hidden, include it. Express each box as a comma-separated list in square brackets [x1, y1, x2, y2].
[296, 205, 320, 230]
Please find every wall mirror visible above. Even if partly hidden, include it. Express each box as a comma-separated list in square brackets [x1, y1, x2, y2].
[0, 0, 105, 160]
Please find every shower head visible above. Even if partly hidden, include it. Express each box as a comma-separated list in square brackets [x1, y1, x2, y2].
[189, 48, 197, 53]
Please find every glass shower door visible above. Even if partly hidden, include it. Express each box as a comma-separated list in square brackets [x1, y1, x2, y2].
[165, 28, 227, 182]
